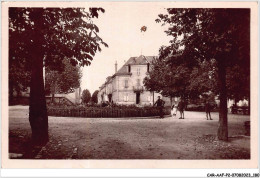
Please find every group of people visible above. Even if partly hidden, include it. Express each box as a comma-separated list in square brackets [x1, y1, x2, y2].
[170, 100, 185, 119]
[154, 96, 186, 119]
[154, 96, 212, 120]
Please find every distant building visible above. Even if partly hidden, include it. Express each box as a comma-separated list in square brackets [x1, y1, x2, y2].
[10, 69, 81, 106]
[43, 65, 82, 105]
[50, 87, 81, 105]
[98, 55, 170, 106]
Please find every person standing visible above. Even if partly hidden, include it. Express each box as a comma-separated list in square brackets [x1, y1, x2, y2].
[171, 104, 177, 117]
[154, 96, 165, 119]
[178, 99, 185, 119]
[205, 101, 212, 120]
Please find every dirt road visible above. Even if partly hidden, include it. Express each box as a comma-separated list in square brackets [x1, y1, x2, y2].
[9, 106, 250, 159]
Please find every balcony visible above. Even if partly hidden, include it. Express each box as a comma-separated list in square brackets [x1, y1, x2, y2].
[133, 86, 144, 93]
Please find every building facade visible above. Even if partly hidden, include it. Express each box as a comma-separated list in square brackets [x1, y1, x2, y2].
[98, 55, 170, 106]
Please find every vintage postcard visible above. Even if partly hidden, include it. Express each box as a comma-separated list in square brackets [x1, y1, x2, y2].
[1, 1, 259, 169]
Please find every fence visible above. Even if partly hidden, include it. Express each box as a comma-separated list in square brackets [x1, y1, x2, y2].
[47, 107, 171, 118]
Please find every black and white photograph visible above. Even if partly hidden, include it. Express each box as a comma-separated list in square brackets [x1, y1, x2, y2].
[1, 1, 259, 170]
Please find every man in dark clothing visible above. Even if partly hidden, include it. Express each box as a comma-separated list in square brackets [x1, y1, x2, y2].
[205, 101, 212, 120]
[178, 99, 185, 119]
[154, 96, 165, 119]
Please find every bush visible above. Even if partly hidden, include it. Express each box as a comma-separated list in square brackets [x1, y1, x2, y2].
[47, 105, 171, 118]
[186, 104, 205, 111]
[9, 97, 29, 106]
[186, 103, 218, 112]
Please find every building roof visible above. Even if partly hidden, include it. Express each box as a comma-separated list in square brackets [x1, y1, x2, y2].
[106, 76, 112, 83]
[99, 55, 156, 90]
[115, 55, 156, 76]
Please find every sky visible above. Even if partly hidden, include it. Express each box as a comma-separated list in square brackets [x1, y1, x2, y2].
[82, 3, 172, 94]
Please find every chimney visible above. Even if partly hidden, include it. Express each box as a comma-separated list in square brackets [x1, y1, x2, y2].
[115, 61, 118, 73]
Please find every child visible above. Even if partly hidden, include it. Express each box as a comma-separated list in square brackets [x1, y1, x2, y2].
[171, 104, 177, 117]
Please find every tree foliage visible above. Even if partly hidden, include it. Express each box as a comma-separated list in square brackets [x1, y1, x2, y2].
[45, 59, 82, 97]
[91, 90, 99, 103]
[9, 8, 108, 69]
[82, 89, 91, 104]
[9, 7, 107, 144]
[144, 56, 191, 98]
[149, 8, 250, 140]
[156, 9, 249, 66]
[9, 58, 31, 100]
[145, 53, 219, 97]
[226, 64, 250, 101]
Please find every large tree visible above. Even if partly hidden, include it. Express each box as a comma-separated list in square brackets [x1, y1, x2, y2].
[144, 53, 217, 106]
[154, 8, 250, 140]
[144, 56, 192, 99]
[9, 8, 108, 144]
[45, 58, 82, 102]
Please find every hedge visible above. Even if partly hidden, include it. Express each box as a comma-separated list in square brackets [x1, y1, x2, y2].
[47, 106, 171, 118]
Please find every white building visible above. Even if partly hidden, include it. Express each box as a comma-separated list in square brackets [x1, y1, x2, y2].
[98, 55, 171, 106]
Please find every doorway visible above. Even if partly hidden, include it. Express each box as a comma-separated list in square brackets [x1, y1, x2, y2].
[136, 92, 140, 104]
[108, 94, 112, 102]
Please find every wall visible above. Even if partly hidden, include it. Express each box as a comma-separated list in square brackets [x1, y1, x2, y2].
[98, 86, 106, 103]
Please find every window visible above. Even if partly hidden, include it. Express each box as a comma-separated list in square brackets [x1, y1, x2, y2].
[124, 80, 128, 88]
[137, 68, 140, 75]
[128, 65, 131, 73]
[137, 79, 140, 86]
[147, 63, 150, 72]
[124, 94, 129, 102]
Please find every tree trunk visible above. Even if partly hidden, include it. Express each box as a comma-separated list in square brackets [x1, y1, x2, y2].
[217, 59, 228, 141]
[9, 81, 14, 105]
[29, 54, 48, 145]
[51, 93, 55, 103]
[153, 91, 154, 105]
[16, 86, 21, 97]
[29, 9, 48, 145]
[248, 96, 250, 115]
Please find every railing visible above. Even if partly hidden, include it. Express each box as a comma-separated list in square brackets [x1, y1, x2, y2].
[133, 86, 144, 93]
[231, 106, 249, 115]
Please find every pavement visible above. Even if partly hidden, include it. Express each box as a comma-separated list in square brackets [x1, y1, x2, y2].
[9, 105, 250, 159]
